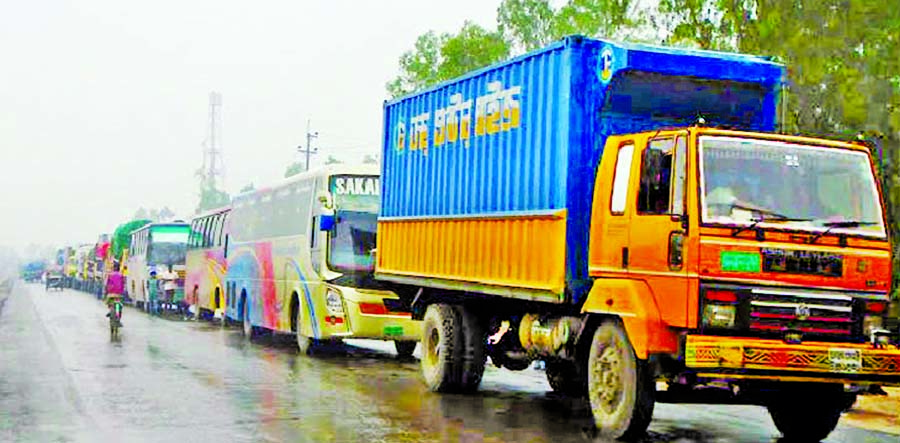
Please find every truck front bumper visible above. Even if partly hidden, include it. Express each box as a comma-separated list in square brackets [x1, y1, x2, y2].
[685, 335, 900, 386]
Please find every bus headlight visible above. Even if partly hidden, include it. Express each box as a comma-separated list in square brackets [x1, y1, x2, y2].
[325, 289, 344, 316]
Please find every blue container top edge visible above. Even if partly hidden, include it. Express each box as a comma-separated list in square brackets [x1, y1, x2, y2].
[383, 37, 572, 107]
[383, 34, 786, 107]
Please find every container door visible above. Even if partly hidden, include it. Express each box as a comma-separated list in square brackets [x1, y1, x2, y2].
[626, 134, 691, 328]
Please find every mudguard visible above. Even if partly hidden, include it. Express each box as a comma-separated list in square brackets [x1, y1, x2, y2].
[581, 278, 679, 359]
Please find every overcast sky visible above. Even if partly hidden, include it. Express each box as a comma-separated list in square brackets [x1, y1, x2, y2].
[0, 0, 501, 253]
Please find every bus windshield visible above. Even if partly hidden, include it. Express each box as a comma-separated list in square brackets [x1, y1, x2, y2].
[327, 175, 380, 274]
[148, 226, 190, 266]
[699, 136, 886, 238]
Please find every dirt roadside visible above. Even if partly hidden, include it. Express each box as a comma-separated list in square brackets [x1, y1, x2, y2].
[842, 387, 900, 435]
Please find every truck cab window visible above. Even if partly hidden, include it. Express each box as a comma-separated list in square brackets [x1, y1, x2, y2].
[610, 143, 635, 214]
[637, 138, 675, 215]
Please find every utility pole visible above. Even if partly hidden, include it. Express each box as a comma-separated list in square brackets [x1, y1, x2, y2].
[297, 119, 319, 171]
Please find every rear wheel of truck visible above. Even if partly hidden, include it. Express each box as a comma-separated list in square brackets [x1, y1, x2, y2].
[766, 383, 850, 442]
[587, 320, 655, 441]
[546, 359, 587, 397]
[453, 305, 486, 393]
[421, 304, 462, 392]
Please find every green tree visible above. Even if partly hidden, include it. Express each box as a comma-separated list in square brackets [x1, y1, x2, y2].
[285, 161, 305, 178]
[387, 21, 509, 97]
[325, 155, 342, 165]
[497, 0, 559, 51]
[134, 207, 149, 220]
[111, 219, 152, 261]
[197, 186, 230, 213]
[239, 183, 255, 193]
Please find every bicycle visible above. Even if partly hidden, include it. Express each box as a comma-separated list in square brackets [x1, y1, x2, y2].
[107, 296, 123, 340]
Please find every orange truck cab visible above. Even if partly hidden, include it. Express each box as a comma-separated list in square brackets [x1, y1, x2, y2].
[588, 127, 898, 438]
[375, 36, 899, 441]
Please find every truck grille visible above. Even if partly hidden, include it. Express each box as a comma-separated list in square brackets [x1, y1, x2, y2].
[700, 284, 867, 342]
[748, 288, 854, 337]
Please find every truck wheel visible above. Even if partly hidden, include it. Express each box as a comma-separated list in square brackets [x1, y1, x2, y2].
[587, 320, 655, 440]
[421, 304, 462, 392]
[453, 305, 486, 393]
[766, 383, 848, 442]
[546, 359, 587, 397]
[394, 340, 417, 359]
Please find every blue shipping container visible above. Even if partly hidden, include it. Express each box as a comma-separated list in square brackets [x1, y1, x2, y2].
[377, 35, 785, 305]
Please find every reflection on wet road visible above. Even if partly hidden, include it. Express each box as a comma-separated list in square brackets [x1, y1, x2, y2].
[0, 284, 895, 443]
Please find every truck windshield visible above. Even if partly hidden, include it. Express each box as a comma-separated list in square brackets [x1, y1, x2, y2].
[327, 174, 380, 274]
[699, 136, 886, 238]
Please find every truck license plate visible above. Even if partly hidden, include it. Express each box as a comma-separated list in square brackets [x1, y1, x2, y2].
[829, 348, 862, 373]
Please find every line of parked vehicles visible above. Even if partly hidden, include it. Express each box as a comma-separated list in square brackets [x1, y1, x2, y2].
[30, 36, 900, 441]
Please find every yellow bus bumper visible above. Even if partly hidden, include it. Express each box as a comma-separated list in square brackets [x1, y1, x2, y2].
[685, 335, 900, 386]
[320, 287, 421, 342]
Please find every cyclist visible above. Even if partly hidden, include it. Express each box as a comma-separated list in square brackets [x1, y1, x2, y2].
[104, 263, 125, 327]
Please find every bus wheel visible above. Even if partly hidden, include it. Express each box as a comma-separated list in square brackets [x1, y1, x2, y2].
[766, 383, 848, 442]
[587, 320, 655, 441]
[453, 305, 486, 393]
[394, 340, 417, 359]
[421, 304, 462, 393]
[293, 300, 313, 355]
[241, 302, 255, 339]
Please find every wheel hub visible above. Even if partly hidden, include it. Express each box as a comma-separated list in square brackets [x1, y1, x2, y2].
[425, 328, 440, 367]
[593, 338, 624, 413]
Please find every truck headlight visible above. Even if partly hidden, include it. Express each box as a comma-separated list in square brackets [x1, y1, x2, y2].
[703, 304, 736, 328]
[325, 289, 344, 316]
[702, 289, 738, 328]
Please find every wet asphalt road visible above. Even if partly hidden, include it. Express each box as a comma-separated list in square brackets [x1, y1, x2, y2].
[0, 282, 896, 443]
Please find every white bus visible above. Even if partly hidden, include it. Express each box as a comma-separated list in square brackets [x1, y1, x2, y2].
[126, 222, 191, 312]
[225, 164, 421, 356]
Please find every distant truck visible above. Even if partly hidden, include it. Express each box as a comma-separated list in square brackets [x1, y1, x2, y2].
[20, 260, 46, 283]
[375, 35, 900, 441]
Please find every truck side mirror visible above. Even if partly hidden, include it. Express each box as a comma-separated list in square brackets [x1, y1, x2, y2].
[319, 214, 335, 231]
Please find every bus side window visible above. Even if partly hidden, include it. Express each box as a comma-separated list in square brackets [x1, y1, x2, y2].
[219, 213, 228, 246]
[310, 217, 318, 249]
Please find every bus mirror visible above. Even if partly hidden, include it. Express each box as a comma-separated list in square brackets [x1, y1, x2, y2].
[318, 193, 334, 210]
[319, 214, 335, 231]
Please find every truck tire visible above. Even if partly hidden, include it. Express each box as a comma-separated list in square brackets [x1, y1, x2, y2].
[421, 304, 463, 392]
[394, 340, 417, 359]
[587, 320, 655, 441]
[453, 305, 486, 393]
[546, 359, 587, 397]
[766, 383, 849, 442]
